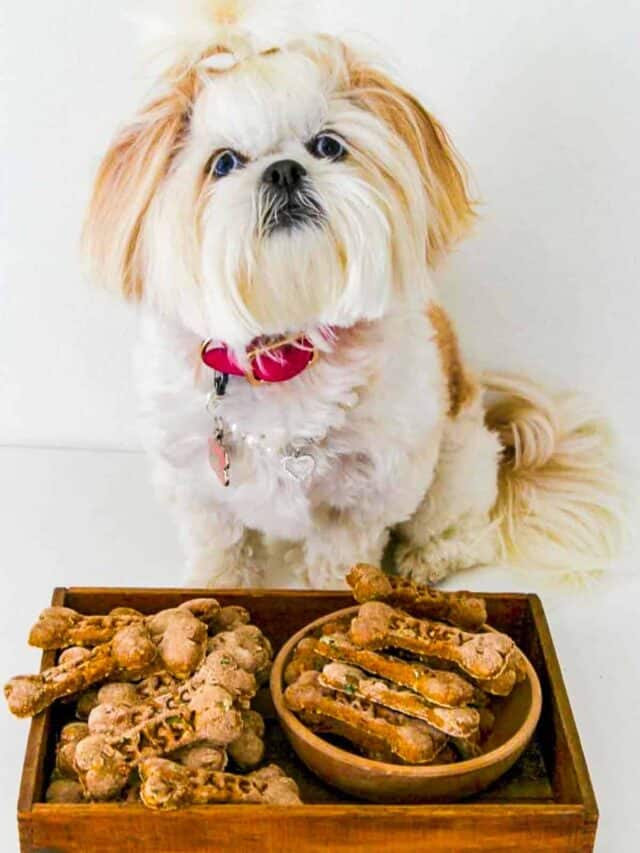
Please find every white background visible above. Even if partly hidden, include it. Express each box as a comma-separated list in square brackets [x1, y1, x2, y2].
[1, 2, 639, 851]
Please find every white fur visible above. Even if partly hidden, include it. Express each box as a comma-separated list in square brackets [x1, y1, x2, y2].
[131, 0, 309, 73]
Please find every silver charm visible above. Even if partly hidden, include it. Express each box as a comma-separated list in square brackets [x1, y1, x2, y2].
[208, 419, 231, 487]
[282, 446, 316, 482]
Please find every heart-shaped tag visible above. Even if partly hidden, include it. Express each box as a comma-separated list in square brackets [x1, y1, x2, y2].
[208, 436, 231, 487]
[283, 453, 316, 482]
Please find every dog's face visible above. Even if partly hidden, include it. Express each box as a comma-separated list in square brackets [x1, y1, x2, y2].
[85, 36, 474, 353]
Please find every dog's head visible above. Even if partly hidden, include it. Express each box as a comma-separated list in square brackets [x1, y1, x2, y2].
[84, 1, 474, 353]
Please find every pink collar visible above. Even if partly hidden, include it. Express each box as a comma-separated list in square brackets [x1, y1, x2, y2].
[201, 334, 319, 385]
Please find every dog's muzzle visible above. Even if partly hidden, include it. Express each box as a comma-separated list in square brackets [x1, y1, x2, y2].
[259, 159, 325, 234]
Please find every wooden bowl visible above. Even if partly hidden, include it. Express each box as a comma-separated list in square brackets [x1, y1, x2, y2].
[270, 605, 542, 803]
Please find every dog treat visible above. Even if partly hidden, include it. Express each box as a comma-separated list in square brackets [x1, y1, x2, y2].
[139, 759, 301, 810]
[8, 596, 283, 810]
[75, 689, 100, 720]
[88, 646, 260, 738]
[317, 633, 475, 708]
[350, 602, 514, 681]
[227, 710, 266, 770]
[346, 564, 487, 630]
[29, 607, 145, 650]
[176, 598, 221, 629]
[319, 663, 480, 739]
[76, 628, 270, 799]
[45, 779, 85, 804]
[55, 722, 90, 779]
[75, 682, 243, 800]
[284, 637, 327, 686]
[5, 604, 227, 718]
[475, 649, 527, 696]
[144, 607, 209, 680]
[5, 624, 158, 718]
[97, 682, 140, 707]
[210, 606, 251, 633]
[173, 742, 228, 772]
[58, 647, 92, 666]
[285, 670, 447, 764]
[299, 712, 400, 763]
[208, 625, 273, 685]
[29, 600, 219, 651]
[432, 744, 458, 765]
[478, 706, 496, 737]
[319, 617, 350, 636]
[452, 735, 483, 761]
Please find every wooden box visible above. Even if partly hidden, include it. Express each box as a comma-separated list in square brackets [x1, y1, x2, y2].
[18, 588, 598, 852]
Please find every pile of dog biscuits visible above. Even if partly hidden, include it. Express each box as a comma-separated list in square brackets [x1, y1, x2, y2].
[284, 565, 526, 764]
[5, 599, 301, 809]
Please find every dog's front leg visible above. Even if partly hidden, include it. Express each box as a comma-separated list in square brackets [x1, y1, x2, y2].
[177, 501, 261, 588]
[301, 507, 391, 590]
[394, 396, 501, 583]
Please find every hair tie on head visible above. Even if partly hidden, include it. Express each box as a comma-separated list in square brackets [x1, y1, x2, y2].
[201, 49, 239, 71]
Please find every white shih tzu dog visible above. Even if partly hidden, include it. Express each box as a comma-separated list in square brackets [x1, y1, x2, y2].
[83, 1, 622, 588]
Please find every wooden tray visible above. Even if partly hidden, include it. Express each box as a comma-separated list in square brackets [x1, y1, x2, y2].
[17, 588, 598, 852]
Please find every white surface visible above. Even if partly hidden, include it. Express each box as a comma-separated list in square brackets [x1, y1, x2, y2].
[0, 446, 639, 852]
[1, 1, 640, 463]
[2, 1, 640, 851]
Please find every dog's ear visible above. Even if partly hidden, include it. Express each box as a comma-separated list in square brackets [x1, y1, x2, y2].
[83, 73, 200, 299]
[348, 61, 475, 265]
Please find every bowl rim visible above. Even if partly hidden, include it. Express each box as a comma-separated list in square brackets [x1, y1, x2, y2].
[270, 605, 543, 779]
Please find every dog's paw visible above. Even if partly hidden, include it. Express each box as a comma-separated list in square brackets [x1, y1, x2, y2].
[299, 556, 351, 591]
[185, 543, 264, 589]
[394, 540, 457, 584]
[394, 524, 497, 585]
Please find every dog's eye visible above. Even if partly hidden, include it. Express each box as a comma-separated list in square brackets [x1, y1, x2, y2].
[309, 133, 347, 161]
[208, 149, 245, 178]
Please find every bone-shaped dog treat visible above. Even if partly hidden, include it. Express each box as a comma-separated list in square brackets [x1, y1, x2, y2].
[29, 600, 219, 651]
[75, 689, 100, 720]
[317, 633, 475, 707]
[452, 734, 483, 761]
[209, 606, 251, 634]
[58, 647, 92, 666]
[298, 712, 399, 763]
[227, 710, 265, 770]
[55, 722, 90, 779]
[172, 742, 228, 772]
[5, 624, 158, 718]
[75, 682, 243, 800]
[346, 564, 487, 630]
[88, 648, 258, 737]
[319, 663, 480, 739]
[350, 603, 514, 681]
[5, 605, 224, 718]
[139, 759, 301, 810]
[45, 779, 86, 804]
[29, 607, 145, 649]
[208, 625, 273, 686]
[176, 599, 221, 629]
[284, 637, 328, 686]
[144, 608, 208, 680]
[475, 649, 527, 696]
[285, 670, 447, 764]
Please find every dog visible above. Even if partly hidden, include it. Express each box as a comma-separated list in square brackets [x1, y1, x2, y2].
[83, 0, 623, 588]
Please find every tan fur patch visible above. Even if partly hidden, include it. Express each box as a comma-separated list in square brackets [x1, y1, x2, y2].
[83, 69, 202, 300]
[427, 303, 476, 417]
[345, 57, 476, 265]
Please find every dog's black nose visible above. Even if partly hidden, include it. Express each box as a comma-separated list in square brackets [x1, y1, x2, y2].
[262, 159, 307, 192]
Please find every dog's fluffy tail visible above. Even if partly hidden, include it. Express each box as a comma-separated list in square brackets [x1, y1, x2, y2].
[482, 372, 625, 577]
